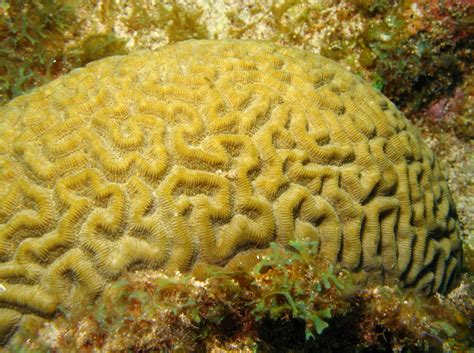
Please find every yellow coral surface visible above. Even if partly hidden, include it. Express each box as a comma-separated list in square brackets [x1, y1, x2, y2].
[0, 40, 462, 340]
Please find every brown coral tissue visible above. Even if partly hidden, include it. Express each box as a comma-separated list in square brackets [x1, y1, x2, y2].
[0, 40, 463, 343]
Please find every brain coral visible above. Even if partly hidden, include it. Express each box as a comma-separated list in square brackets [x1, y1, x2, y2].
[0, 40, 462, 340]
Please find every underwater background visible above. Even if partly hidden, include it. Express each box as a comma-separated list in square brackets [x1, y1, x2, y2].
[0, 0, 472, 352]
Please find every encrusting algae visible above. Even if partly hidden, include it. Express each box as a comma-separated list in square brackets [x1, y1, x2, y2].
[0, 40, 467, 350]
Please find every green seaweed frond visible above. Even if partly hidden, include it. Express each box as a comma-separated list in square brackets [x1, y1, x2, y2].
[251, 240, 349, 340]
[6, 242, 473, 352]
[0, 0, 77, 104]
[68, 33, 128, 67]
[125, 0, 208, 43]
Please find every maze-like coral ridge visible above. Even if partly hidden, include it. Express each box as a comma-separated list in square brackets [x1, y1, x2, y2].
[0, 40, 462, 340]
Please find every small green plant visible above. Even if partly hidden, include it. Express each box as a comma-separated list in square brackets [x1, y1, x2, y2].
[68, 33, 128, 67]
[251, 240, 347, 340]
[125, 0, 209, 43]
[6, 241, 473, 351]
[0, 0, 77, 104]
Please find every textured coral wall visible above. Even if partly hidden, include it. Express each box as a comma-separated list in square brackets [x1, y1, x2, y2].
[0, 40, 463, 340]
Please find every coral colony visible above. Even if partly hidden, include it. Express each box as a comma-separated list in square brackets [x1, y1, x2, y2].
[0, 40, 469, 351]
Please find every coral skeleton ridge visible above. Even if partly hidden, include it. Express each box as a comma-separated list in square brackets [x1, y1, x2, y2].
[0, 40, 462, 341]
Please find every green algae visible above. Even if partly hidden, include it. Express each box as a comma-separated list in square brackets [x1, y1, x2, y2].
[68, 33, 128, 67]
[123, 0, 209, 43]
[227, 0, 319, 45]
[0, 0, 77, 105]
[93, 0, 208, 42]
[6, 240, 473, 352]
[348, 0, 392, 14]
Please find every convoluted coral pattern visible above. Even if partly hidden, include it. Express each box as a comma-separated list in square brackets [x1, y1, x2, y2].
[0, 40, 462, 340]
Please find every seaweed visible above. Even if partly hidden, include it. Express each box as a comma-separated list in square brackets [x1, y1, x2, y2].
[7, 239, 472, 352]
[0, 0, 77, 105]
[68, 33, 128, 67]
[227, 0, 319, 46]
[125, 0, 208, 43]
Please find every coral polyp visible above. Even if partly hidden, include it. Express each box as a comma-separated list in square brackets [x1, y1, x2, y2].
[0, 39, 462, 343]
